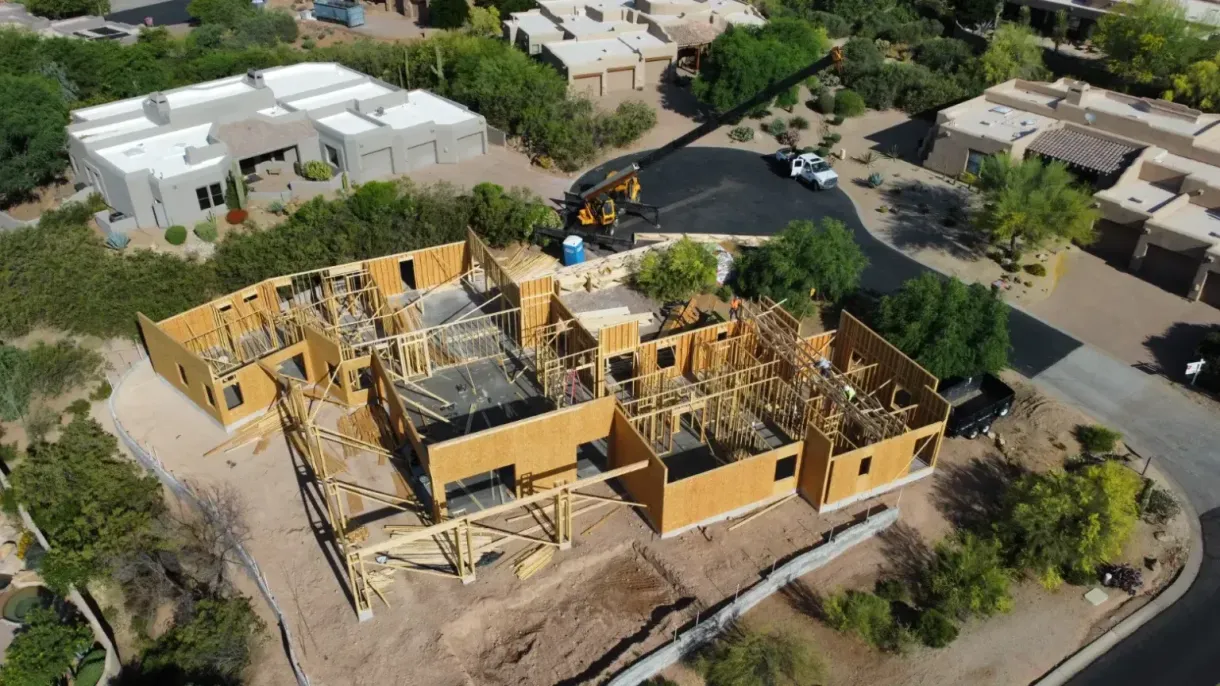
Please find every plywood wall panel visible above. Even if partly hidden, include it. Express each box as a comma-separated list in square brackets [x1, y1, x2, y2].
[412, 242, 469, 289]
[139, 313, 222, 423]
[217, 341, 311, 426]
[366, 255, 405, 297]
[798, 424, 834, 508]
[608, 408, 666, 531]
[660, 442, 801, 534]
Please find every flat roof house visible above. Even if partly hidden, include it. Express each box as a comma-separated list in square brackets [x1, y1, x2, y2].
[502, 0, 763, 96]
[924, 78, 1220, 307]
[68, 63, 488, 232]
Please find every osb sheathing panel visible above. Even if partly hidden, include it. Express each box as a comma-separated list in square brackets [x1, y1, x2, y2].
[337, 356, 372, 407]
[660, 442, 802, 534]
[366, 255, 405, 298]
[550, 296, 598, 351]
[598, 320, 640, 358]
[304, 325, 342, 384]
[411, 242, 469, 289]
[608, 408, 666, 531]
[138, 312, 222, 424]
[798, 423, 834, 508]
[821, 421, 943, 506]
[636, 322, 734, 380]
[216, 341, 311, 426]
[833, 312, 940, 415]
[426, 395, 617, 502]
[369, 353, 413, 450]
[467, 229, 512, 294]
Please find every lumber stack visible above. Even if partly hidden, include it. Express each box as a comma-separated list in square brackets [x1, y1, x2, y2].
[203, 408, 285, 457]
[513, 545, 555, 580]
[502, 246, 558, 281]
[576, 307, 656, 332]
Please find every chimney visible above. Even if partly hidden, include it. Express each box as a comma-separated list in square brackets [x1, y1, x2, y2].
[246, 68, 267, 88]
[1066, 80, 1090, 107]
[143, 93, 171, 124]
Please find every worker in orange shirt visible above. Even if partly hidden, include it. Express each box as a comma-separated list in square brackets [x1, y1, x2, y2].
[729, 295, 742, 321]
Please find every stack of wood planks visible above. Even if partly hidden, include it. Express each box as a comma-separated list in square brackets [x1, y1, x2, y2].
[576, 307, 655, 332]
[382, 525, 501, 569]
[512, 545, 555, 580]
[203, 408, 285, 457]
[501, 246, 559, 281]
[336, 405, 391, 459]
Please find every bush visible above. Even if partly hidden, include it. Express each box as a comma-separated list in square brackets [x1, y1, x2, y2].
[466, 182, 552, 247]
[809, 11, 851, 38]
[835, 89, 866, 117]
[766, 118, 788, 137]
[729, 126, 755, 142]
[923, 533, 1013, 620]
[694, 628, 825, 686]
[1024, 263, 1047, 277]
[823, 590, 908, 652]
[789, 115, 809, 130]
[267, 199, 287, 215]
[89, 381, 112, 401]
[734, 218, 867, 316]
[140, 597, 266, 683]
[824, 132, 842, 144]
[1141, 485, 1181, 525]
[815, 145, 830, 157]
[959, 171, 978, 185]
[164, 225, 187, 245]
[429, 0, 469, 28]
[817, 88, 835, 114]
[633, 238, 718, 302]
[874, 578, 910, 604]
[831, 115, 844, 125]
[914, 37, 977, 74]
[0, 607, 94, 685]
[597, 100, 657, 148]
[300, 160, 333, 181]
[916, 609, 959, 648]
[998, 461, 1143, 587]
[301, 38, 316, 50]
[194, 220, 218, 242]
[66, 398, 91, 417]
[1076, 424, 1122, 454]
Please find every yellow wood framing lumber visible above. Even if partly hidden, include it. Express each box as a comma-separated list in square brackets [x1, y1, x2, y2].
[728, 494, 796, 532]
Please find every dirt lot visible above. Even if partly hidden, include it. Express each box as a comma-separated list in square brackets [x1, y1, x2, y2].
[659, 371, 1191, 686]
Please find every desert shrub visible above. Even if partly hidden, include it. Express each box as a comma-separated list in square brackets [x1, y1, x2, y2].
[959, 171, 978, 185]
[267, 199, 287, 215]
[831, 115, 844, 125]
[429, 0, 469, 28]
[0, 607, 94, 686]
[874, 578, 910, 604]
[194, 220, 218, 243]
[815, 145, 830, 157]
[466, 182, 553, 247]
[734, 217, 867, 316]
[104, 232, 130, 250]
[998, 461, 1143, 588]
[301, 37, 316, 50]
[789, 115, 809, 130]
[767, 118, 788, 136]
[632, 238, 718, 302]
[817, 88, 835, 114]
[915, 609, 959, 648]
[694, 627, 825, 686]
[66, 398, 92, 417]
[1076, 424, 1122, 454]
[1140, 485, 1181, 525]
[808, 11, 851, 38]
[139, 596, 266, 683]
[729, 126, 755, 142]
[923, 533, 1013, 620]
[824, 590, 909, 652]
[164, 225, 187, 245]
[0, 340, 106, 421]
[596, 100, 657, 148]
[1024, 263, 1047, 276]
[834, 89, 866, 117]
[913, 37, 977, 74]
[300, 160, 333, 181]
[89, 381, 112, 401]
[824, 132, 842, 144]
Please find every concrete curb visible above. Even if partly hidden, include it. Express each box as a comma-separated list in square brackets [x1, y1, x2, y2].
[1032, 462, 1204, 685]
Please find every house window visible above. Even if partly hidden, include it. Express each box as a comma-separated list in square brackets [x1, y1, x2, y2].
[325, 145, 341, 168]
[177, 364, 189, 386]
[656, 345, 677, 369]
[205, 386, 216, 407]
[965, 150, 987, 176]
[223, 382, 244, 410]
[195, 182, 224, 211]
[858, 457, 872, 476]
[774, 455, 796, 481]
[243, 292, 258, 303]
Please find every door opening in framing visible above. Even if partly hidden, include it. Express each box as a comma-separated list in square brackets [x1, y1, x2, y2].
[444, 464, 516, 516]
[400, 258, 417, 291]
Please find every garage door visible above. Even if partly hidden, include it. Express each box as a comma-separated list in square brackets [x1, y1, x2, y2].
[1200, 269, 1220, 308]
[360, 148, 393, 178]
[645, 57, 671, 85]
[606, 67, 634, 92]
[456, 133, 484, 161]
[1088, 220, 1141, 264]
[571, 74, 601, 98]
[407, 141, 438, 171]
[1140, 244, 1196, 295]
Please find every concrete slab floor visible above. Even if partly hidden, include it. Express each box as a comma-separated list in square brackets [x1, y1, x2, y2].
[401, 355, 550, 445]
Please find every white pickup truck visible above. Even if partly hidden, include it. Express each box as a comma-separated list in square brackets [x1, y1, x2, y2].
[774, 149, 839, 190]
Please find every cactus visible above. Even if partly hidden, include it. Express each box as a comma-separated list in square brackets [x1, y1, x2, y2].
[402, 46, 411, 89]
[867, 172, 884, 188]
[342, 171, 350, 193]
[431, 44, 445, 87]
[229, 160, 247, 210]
[104, 231, 130, 250]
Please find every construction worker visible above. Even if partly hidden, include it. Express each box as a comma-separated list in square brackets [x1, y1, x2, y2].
[729, 295, 742, 321]
[817, 357, 832, 378]
[843, 384, 857, 403]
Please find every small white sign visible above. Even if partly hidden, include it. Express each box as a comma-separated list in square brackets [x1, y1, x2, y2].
[1186, 360, 1206, 376]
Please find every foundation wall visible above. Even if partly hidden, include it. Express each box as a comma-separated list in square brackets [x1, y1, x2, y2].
[660, 441, 803, 534]
[425, 395, 617, 509]
[608, 408, 667, 531]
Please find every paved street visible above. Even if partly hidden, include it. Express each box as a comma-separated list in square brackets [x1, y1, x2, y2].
[579, 147, 1220, 685]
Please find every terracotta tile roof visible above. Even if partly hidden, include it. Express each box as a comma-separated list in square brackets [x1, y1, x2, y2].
[215, 118, 320, 161]
[1026, 127, 1142, 175]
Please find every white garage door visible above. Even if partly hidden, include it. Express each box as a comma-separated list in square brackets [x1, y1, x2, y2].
[645, 58, 671, 85]
[606, 67, 634, 92]
[571, 74, 601, 98]
[360, 148, 393, 178]
[407, 141, 438, 171]
[457, 133, 485, 161]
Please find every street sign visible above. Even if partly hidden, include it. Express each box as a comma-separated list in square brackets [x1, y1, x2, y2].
[1187, 359, 1206, 385]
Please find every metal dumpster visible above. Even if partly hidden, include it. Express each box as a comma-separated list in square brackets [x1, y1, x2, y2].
[313, 0, 364, 27]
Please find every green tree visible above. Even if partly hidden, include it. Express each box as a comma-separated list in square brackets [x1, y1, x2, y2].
[734, 218, 868, 317]
[692, 19, 829, 115]
[923, 533, 1013, 620]
[1051, 9, 1070, 53]
[980, 23, 1049, 84]
[25, 0, 108, 18]
[0, 607, 94, 686]
[951, 0, 1002, 31]
[140, 597, 265, 683]
[0, 74, 68, 206]
[998, 461, 1143, 587]
[632, 238, 719, 302]
[823, 590, 908, 652]
[696, 628, 825, 686]
[187, 0, 254, 27]
[430, 0, 471, 28]
[9, 416, 164, 592]
[466, 182, 552, 247]
[465, 5, 501, 36]
[975, 152, 1100, 255]
[1096, 0, 1204, 85]
[1168, 53, 1220, 110]
[876, 273, 1010, 379]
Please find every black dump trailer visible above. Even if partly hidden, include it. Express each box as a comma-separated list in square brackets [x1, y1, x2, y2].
[939, 373, 1016, 439]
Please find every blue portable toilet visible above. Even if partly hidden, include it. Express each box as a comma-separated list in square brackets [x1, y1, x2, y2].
[562, 235, 586, 266]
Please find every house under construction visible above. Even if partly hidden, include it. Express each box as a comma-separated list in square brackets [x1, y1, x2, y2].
[138, 231, 950, 619]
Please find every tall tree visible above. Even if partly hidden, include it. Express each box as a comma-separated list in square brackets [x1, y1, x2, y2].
[1168, 53, 1220, 111]
[0, 74, 68, 206]
[1051, 10, 1069, 53]
[974, 152, 1100, 255]
[692, 19, 829, 115]
[0, 607, 94, 686]
[876, 273, 1009, 379]
[979, 23, 1049, 84]
[1095, 0, 1205, 85]
[632, 237, 719, 302]
[734, 218, 868, 316]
